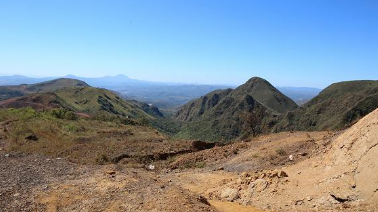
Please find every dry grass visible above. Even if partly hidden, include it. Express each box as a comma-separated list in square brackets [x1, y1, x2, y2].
[0, 108, 181, 165]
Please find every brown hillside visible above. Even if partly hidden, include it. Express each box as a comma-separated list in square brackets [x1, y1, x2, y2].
[0, 93, 63, 110]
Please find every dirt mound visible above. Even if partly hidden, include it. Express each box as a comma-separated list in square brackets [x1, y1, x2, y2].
[249, 107, 378, 210]
[326, 107, 378, 203]
[170, 131, 331, 171]
[173, 108, 378, 211]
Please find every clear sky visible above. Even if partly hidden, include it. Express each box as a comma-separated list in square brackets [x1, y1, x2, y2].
[0, 0, 377, 88]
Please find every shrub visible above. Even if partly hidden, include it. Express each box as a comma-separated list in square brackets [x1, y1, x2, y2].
[195, 162, 206, 169]
[49, 109, 78, 120]
[8, 107, 38, 119]
[95, 154, 109, 165]
[276, 148, 286, 155]
[65, 124, 78, 133]
[137, 116, 150, 126]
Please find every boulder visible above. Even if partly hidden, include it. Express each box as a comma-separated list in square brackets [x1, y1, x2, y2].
[220, 187, 239, 201]
[250, 179, 268, 192]
[278, 170, 288, 178]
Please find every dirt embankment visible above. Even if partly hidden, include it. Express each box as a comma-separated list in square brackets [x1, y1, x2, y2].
[171, 108, 378, 211]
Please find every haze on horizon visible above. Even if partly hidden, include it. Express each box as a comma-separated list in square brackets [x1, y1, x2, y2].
[0, 0, 377, 88]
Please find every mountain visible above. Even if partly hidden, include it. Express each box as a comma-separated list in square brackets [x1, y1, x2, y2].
[174, 77, 298, 141]
[119, 84, 232, 113]
[277, 87, 322, 105]
[25, 78, 89, 92]
[63, 74, 152, 88]
[0, 75, 232, 112]
[0, 93, 66, 110]
[0, 75, 53, 85]
[0, 79, 159, 121]
[274, 80, 378, 132]
[0, 78, 89, 101]
[52, 86, 153, 118]
[0, 75, 324, 112]
[62, 75, 234, 113]
[0, 75, 137, 87]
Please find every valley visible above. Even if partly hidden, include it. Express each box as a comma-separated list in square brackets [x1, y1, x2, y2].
[0, 77, 378, 211]
[2, 2, 377, 211]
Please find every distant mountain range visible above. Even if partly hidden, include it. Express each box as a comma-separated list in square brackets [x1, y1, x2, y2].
[276, 87, 322, 105]
[0, 75, 321, 111]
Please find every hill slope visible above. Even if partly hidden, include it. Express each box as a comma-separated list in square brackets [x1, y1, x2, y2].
[175, 77, 298, 141]
[0, 86, 155, 121]
[274, 80, 378, 131]
[54, 86, 152, 118]
[0, 78, 165, 122]
[0, 93, 69, 110]
[0, 78, 89, 101]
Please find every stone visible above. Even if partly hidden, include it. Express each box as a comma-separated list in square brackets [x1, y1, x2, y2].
[25, 134, 38, 141]
[259, 173, 266, 178]
[220, 188, 239, 201]
[270, 170, 279, 178]
[278, 170, 288, 178]
[240, 172, 250, 178]
[289, 154, 294, 161]
[106, 170, 116, 175]
[250, 179, 268, 192]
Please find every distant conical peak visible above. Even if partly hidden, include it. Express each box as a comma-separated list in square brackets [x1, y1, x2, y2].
[245, 77, 271, 86]
[115, 74, 129, 78]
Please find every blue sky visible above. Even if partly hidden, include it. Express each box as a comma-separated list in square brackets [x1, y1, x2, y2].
[0, 0, 377, 88]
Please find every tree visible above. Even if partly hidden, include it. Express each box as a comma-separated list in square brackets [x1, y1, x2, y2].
[240, 107, 265, 137]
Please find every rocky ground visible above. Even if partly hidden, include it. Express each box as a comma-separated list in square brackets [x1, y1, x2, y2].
[2, 109, 378, 211]
[0, 152, 215, 212]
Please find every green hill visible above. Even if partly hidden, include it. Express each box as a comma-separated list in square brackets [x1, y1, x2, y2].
[26, 78, 89, 92]
[53, 86, 152, 119]
[0, 78, 165, 123]
[0, 86, 155, 121]
[174, 77, 298, 141]
[274, 80, 378, 131]
[0, 78, 89, 101]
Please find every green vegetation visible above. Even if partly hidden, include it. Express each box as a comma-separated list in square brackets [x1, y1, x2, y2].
[0, 87, 25, 101]
[274, 80, 378, 132]
[174, 77, 295, 141]
[175, 79, 378, 141]
[195, 162, 206, 169]
[0, 108, 166, 165]
[2, 77, 378, 150]
[0, 79, 158, 126]
[48, 108, 78, 120]
[53, 86, 152, 119]
[276, 149, 286, 155]
[95, 154, 110, 165]
[0, 78, 89, 101]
